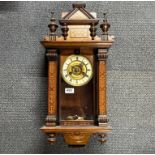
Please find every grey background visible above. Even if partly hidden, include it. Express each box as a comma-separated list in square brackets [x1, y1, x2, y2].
[0, 1, 155, 154]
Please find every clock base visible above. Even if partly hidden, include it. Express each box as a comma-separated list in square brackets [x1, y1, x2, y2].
[64, 133, 90, 146]
[40, 125, 112, 145]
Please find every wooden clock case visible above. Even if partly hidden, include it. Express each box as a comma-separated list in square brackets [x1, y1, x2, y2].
[40, 3, 114, 146]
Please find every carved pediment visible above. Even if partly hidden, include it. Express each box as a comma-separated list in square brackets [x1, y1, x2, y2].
[62, 3, 95, 20]
[59, 3, 99, 40]
[69, 10, 89, 20]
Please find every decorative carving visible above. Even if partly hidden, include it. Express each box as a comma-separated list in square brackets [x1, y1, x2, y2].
[46, 50, 58, 61]
[45, 115, 56, 126]
[59, 3, 99, 40]
[60, 120, 94, 126]
[61, 23, 69, 40]
[70, 27, 89, 38]
[98, 115, 108, 125]
[100, 13, 110, 40]
[97, 49, 108, 61]
[46, 50, 58, 126]
[40, 125, 112, 145]
[72, 3, 86, 9]
[41, 40, 113, 48]
[48, 133, 56, 144]
[48, 12, 58, 41]
[97, 49, 108, 125]
[98, 61, 106, 114]
[69, 10, 89, 20]
[64, 132, 91, 146]
[89, 23, 97, 40]
[48, 61, 57, 115]
[98, 133, 107, 143]
[62, 3, 95, 20]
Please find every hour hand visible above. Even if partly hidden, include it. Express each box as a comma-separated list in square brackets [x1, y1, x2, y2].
[82, 72, 88, 77]
[79, 63, 83, 68]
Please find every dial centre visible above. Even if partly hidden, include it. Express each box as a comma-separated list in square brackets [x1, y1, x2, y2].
[72, 65, 82, 76]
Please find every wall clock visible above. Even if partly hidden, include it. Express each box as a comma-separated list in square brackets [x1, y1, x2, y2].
[40, 3, 114, 146]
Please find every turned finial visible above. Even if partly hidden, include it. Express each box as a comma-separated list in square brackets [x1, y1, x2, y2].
[89, 22, 97, 40]
[51, 11, 54, 18]
[61, 23, 69, 40]
[100, 13, 110, 40]
[48, 11, 58, 41]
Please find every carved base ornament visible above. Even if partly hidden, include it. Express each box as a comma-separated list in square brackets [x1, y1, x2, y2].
[40, 3, 114, 146]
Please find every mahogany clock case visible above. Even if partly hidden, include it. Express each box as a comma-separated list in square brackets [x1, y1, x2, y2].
[40, 3, 114, 146]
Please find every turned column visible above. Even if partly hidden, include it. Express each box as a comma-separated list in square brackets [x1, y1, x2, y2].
[61, 23, 69, 40]
[97, 49, 108, 126]
[46, 49, 58, 126]
[89, 23, 97, 40]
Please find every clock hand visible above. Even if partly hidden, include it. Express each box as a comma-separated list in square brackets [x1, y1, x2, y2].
[69, 66, 74, 75]
[82, 72, 89, 77]
[79, 63, 83, 68]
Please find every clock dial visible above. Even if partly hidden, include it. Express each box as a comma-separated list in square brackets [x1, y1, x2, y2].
[62, 55, 93, 86]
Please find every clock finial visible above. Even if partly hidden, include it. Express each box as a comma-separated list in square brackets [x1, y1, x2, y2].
[103, 13, 106, 18]
[100, 12, 110, 40]
[51, 11, 54, 18]
[48, 11, 58, 41]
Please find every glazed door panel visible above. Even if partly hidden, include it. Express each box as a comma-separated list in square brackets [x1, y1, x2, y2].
[59, 50, 95, 121]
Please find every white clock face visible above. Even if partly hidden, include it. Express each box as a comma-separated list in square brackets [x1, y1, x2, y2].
[61, 55, 93, 87]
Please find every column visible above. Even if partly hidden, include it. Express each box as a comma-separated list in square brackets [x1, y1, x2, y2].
[97, 49, 108, 126]
[45, 49, 58, 126]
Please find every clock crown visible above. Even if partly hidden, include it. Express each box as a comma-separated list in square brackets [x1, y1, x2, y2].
[48, 11, 58, 40]
[100, 13, 110, 40]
